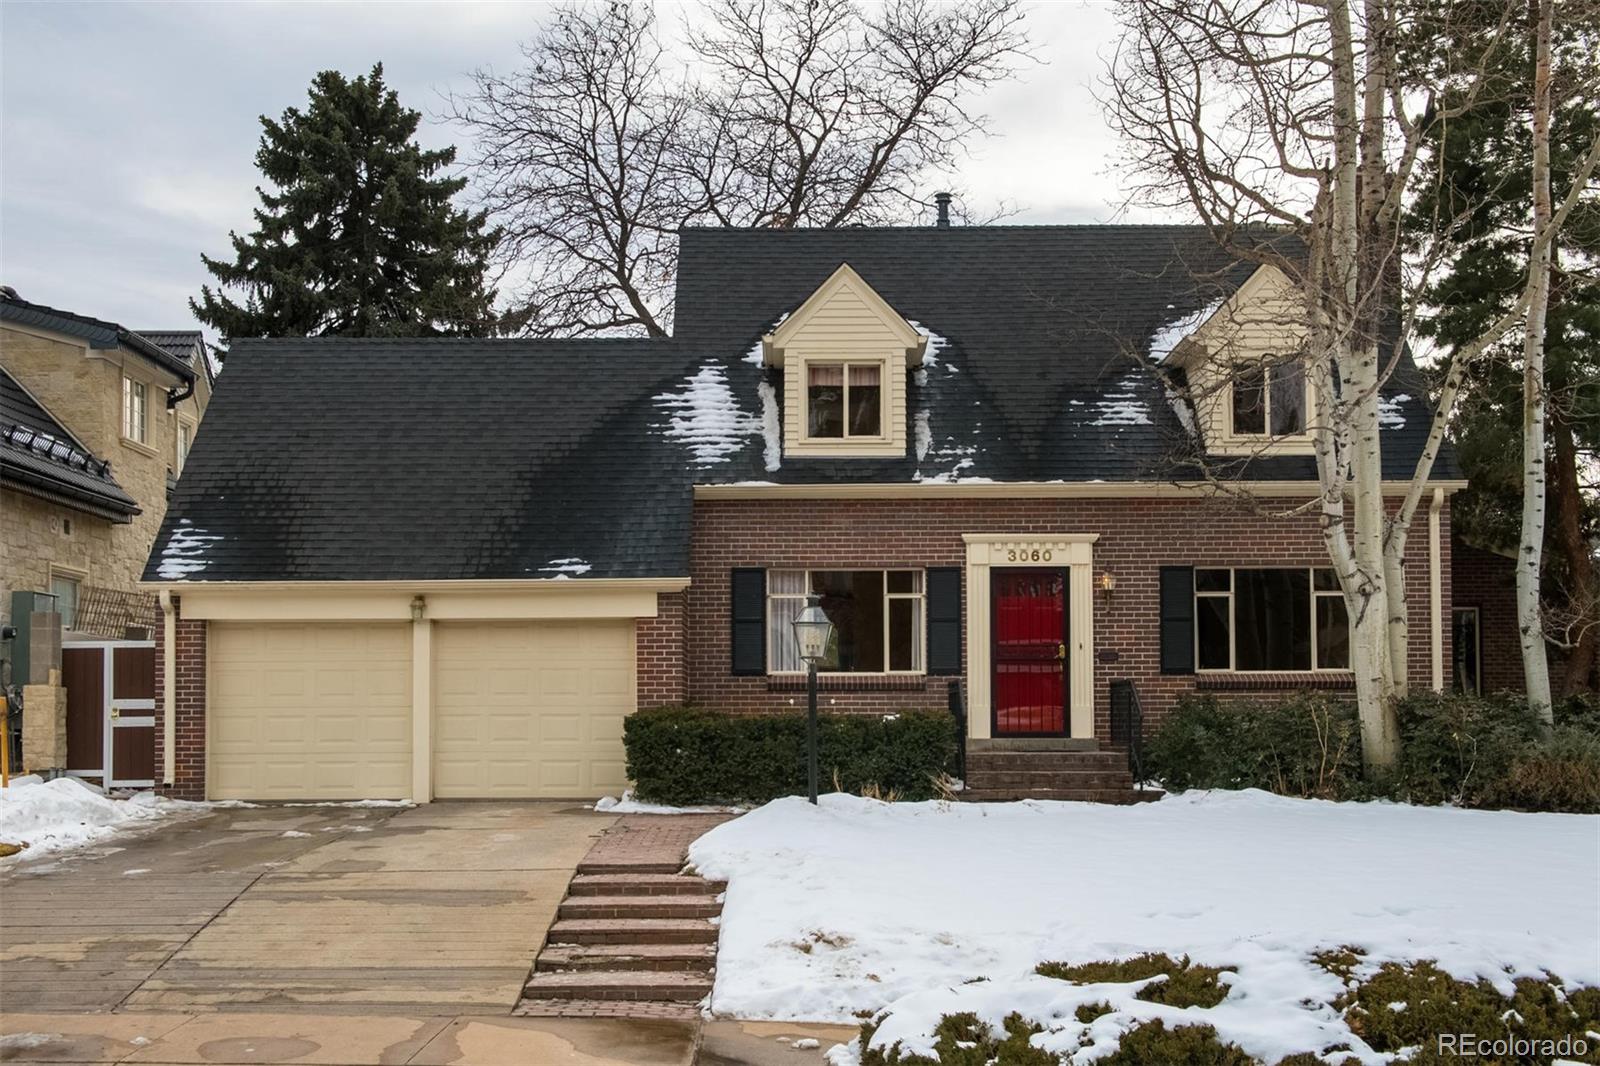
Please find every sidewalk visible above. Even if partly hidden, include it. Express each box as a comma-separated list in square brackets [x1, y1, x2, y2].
[0, 1011, 857, 1065]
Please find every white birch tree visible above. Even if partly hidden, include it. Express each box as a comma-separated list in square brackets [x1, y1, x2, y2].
[1105, 0, 1600, 767]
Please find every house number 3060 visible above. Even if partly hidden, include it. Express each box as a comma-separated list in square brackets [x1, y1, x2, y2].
[1006, 548, 1053, 562]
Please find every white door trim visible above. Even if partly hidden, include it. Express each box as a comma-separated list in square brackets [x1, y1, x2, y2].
[963, 535, 1098, 741]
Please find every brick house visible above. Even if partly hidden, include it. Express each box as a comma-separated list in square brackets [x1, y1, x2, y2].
[2, 290, 210, 638]
[143, 225, 1487, 803]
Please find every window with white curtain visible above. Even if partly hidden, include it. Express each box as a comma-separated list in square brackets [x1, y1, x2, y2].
[122, 377, 148, 444]
[767, 569, 924, 673]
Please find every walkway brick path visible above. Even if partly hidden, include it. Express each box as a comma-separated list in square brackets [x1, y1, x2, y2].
[517, 813, 737, 1021]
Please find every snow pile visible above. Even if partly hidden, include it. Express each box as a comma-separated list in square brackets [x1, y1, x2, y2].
[537, 557, 593, 578]
[655, 362, 778, 472]
[594, 790, 744, 815]
[1091, 373, 1153, 427]
[1377, 393, 1411, 429]
[0, 776, 197, 858]
[1147, 298, 1225, 363]
[690, 791, 1598, 1061]
[156, 519, 223, 580]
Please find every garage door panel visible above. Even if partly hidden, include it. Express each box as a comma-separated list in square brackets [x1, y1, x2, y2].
[433, 620, 633, 799]
[209, 622, 411, 801]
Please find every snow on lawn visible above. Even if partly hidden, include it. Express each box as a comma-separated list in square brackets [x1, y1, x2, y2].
[594, 790, 744, 815]
[689, 791, 1599, 1062]
[0, 776, 200, 859]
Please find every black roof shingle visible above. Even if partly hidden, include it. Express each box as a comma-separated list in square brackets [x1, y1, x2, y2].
[1, 368, 140, 520]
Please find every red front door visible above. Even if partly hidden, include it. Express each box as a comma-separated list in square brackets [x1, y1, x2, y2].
[992, 568, 1069, 736]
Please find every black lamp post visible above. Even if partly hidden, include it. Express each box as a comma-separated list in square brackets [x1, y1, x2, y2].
[791, 593, 834, 805]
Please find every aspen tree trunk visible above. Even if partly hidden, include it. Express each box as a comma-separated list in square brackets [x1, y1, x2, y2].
[1519, 0, 1555, 729]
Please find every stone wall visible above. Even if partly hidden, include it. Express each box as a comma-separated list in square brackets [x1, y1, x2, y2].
[0, 488, 118, 628]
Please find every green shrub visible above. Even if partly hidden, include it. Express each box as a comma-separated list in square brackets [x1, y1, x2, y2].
[1480, 726, 1600, 814]
[1391, 692, 1540, 806]
[624, 705, 957, 805]
[1036, 952, 1234, 1009]
[859, 1011, 1053, 1066]
[1144, 693, 1362, 799]
[1334, 960, 1600, 1065]
[1096, 1021, 1256, 1066]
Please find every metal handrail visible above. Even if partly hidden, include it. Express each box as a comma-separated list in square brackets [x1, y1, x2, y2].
[947, 679, 967, 782]
[1109, 678, 1145, 789]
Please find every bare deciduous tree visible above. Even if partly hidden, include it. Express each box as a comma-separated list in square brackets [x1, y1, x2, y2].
[450, 0, 1031, 336]
[1104, 0, 1600, 765]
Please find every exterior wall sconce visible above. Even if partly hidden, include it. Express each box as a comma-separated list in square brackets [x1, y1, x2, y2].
[1097, 572, 1117, 600]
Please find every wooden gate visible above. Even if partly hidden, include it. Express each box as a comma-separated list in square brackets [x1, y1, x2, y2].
[63, 641, 155, 788]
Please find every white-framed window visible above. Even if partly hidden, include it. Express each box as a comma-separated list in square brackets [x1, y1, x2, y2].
[49, 571, 81, 630]
[1453, 607, 1482, 696]
[767, 569, 924, 674]
[1231, 358, 1306, 437]
[176, 420, 193, 472]
[1195, 566, 1349, 672]
[806, 362, 884, 439]
[122, 376, 149, 444]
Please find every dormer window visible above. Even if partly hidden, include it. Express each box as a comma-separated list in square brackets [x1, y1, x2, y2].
[1231, 359, 1306, 437]
[808, 363, 883, 439]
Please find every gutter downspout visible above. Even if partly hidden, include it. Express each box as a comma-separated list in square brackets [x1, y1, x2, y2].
[1429, 488, 1445, 693]
[159, 590, 176, 785]
[166, 378, 195, 410]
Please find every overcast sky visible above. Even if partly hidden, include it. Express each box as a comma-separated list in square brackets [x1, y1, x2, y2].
[0, 0, 1153, 344]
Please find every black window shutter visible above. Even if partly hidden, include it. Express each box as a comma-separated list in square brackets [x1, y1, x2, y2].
[730, 568, 767, 676]
[926, 567, 963, 676]
[1160, 566, 1196, 675]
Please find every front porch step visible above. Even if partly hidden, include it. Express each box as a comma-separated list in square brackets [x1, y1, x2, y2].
[523, 970, 712, 1002]
[960, 787, 1151, 804]
[559, 894, 723, 920]
[549, 918, 720, 945]
[576, 860, 684, 876]
[537, 942, 717, 973]
[966, 751, 1130, 772]
[968, 738, 1101, 752]
[568, 873, 727, 897]
[965, 770, 1134, 790]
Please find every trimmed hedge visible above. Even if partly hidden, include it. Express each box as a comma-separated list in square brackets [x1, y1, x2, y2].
[624, 705, 958, 805]
[1146, 690, 1600, 812]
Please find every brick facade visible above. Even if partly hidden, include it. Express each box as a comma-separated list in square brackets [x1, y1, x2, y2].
[637, 591, 688, 709]
[153, 597, 207, 800]
[686, 494, 1453, 737]
[1450, 538, 1529, 695]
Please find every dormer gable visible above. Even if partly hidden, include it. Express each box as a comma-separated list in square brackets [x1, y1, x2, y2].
[1163, 263, 1314, 457]
[762, 263, 924, 459]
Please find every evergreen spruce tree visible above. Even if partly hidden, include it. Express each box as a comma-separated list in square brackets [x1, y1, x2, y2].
[194, 63, 499, 341]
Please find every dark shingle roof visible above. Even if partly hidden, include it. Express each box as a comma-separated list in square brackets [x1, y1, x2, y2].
[0, 291, 196, 382]
[671, 225, 1458, 484]
[137, 330, 216, 385]
[144, 339, 697, 582]
[1, 368, 140, 520]
[145, 224, 1460, 583]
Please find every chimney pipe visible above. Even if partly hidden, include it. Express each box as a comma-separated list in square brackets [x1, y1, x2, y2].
[934, 192, 952, 228]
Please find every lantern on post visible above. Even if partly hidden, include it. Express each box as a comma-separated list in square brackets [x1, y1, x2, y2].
[791, 593, 834, 804]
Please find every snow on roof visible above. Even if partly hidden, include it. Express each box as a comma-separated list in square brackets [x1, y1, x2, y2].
[156, 520, 223, 580]
[908, 321, 951, 367]
[536, 557, 593, 578]
[1147, 297, 1226, 363]
[655, 362, 778, 472]
[1091, 372, 1153, 428]
[744, 312, 790, 365]
[1378, 393, 1411, 429]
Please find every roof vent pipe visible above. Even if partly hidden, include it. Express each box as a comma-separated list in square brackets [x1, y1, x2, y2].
[934, 192, 952, 228]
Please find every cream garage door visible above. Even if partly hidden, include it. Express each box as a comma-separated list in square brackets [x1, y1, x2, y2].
[209, 622, 412, 800]
[433, 621, 633, 798]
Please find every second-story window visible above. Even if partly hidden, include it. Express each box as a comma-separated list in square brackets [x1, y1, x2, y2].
[1231, 358, 1306, 436]
[177, 421, 192, 471]
[122, 376, 148, 444]
[808, 362, 883, 439]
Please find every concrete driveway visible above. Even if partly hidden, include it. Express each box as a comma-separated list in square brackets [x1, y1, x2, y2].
[0, 801, 616, 1015]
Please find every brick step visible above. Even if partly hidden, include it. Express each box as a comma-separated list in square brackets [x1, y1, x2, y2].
[523, 970, 712, 1003]
[576, 860, 683, 876]
[968, 738, 1102, 752]
[549, 918, 720, 946]
[964, 770, 1134, 790]
[567, 873, 727, 897]
[559, 895, 723, 920]
[966, 752, 1130, 772]
[538, 942, 717, 973]
[960, 787, 1147, 804]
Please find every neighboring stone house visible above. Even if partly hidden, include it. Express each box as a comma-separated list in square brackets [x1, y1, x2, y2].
[145, 224, 1489, 804]
[1, 290, 207, 637]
